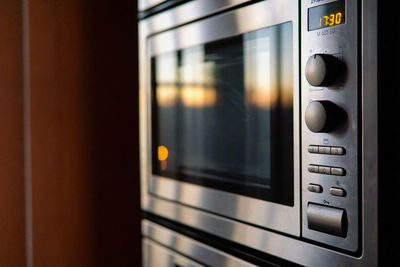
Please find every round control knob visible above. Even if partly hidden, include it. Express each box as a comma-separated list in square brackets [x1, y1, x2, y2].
[305, 54, 345, 86]
[305, 101, 346, 133]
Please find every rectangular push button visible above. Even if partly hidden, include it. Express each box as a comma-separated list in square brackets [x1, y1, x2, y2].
[331, 167, 346, 176]
[318, 146, 331, 154]
[308, 145, 319, 153]
[318, 166, 331, 175]
[308, 165, 319, 173]
[330, 187, 346, 197]
[331, 147, 345, 155]
[307, 203, 347, 237]
[308, 184, 323, 193]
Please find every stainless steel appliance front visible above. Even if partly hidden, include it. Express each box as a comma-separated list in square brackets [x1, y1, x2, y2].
[139, 0, 378, 265]
[142, 220, 256, 267]
[141, 0, 300, 236]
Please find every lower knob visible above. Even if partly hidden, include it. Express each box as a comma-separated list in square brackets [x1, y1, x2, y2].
[305, 101, 346, 133]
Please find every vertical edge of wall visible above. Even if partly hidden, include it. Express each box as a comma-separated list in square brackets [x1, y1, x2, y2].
[0, 1, 27, 266]
[27, 0, 141, 266]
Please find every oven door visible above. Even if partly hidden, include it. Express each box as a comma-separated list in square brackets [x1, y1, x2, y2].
[140, 0, 300, 236]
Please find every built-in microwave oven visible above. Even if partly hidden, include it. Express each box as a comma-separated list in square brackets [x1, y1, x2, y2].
[139, 0, 380, 265]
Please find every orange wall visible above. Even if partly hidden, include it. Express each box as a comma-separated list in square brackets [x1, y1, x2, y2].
[0, 1, 141, 266]
[0, 1, 27, 265]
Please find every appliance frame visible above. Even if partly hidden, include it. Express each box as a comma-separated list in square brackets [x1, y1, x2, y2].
[139, 0, 378, 265]
[143, 0, 300, 236]
[142, 220, 256, 267]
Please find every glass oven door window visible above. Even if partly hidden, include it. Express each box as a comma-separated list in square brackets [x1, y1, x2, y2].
[151, 22, 294, 206]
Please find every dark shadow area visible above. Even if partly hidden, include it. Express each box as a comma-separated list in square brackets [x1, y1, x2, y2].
[378, 0, 400, 265]
[83, 1, 141, 266]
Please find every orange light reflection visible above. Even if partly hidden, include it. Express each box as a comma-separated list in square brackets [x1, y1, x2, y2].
[157, 145, 169, 161]
[156, 85, 179, 107]
[181, 85, 217, 107]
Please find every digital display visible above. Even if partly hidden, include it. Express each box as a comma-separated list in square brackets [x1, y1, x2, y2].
[308, 0, 345, 31]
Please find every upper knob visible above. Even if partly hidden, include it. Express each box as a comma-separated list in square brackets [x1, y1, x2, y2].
[305, 54, 345, 86]
[305, 101, 346, 133]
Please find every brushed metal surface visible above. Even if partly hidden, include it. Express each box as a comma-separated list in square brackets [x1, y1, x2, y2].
[143, 239, 202, 267]
[142, 221, 256, 267]
[139, 0, 379, 265]
[142, 215, 371, 266]
[139, 0, 254, 28]
[142, 0, 301, 236]
[301, 0, 360, 251]
[307, 203, 346, 237]
[138, 0, 168, 12]
[138, 0, 252, 12]
[360, 0, 378, 265]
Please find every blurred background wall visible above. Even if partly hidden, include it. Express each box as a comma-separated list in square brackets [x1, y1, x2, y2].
[0, 0, 141, 266]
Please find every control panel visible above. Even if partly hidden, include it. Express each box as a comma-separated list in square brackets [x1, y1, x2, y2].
[301, 0, 359, 251]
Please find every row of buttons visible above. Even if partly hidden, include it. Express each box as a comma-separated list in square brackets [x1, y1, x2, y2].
[308, 184, 347, 197]
[308, 164, 346, 176]
[308, 145, 345, 155]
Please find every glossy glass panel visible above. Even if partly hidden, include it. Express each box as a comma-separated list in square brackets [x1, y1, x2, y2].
[151, 22, 294, 205]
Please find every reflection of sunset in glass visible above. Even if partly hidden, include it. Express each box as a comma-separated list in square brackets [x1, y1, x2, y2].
[244, 31, 271, 108]
[154, 52, 180, 107]
[155, 52, 177, 84]
[156, 85, 216, 107]
[155, 45, 217, 108]
[156, 85, 179, 107]
[153, 22, 293, 109]
[244, 23, 293, 109]
[151, 22, 294, 189]
[180, 85, 217, 107]
[180, 46, 215, 85]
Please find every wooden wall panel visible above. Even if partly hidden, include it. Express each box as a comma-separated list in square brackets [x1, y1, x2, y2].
[0, 1, 27, 266]
[28, 0, 140, 266]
